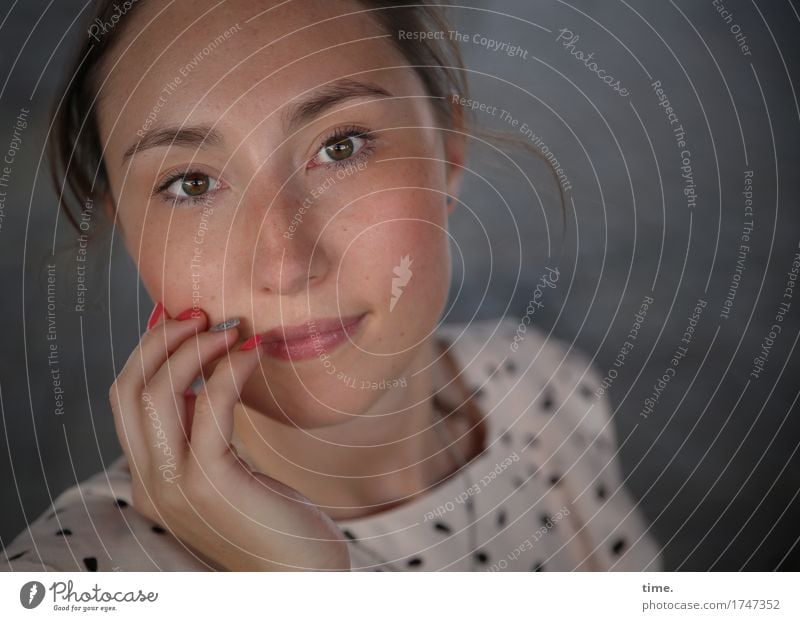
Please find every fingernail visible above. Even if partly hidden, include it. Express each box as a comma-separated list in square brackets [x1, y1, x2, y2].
[146, 302, 164, 331]
[210, 318, 240, 332]
[239, 334, 263, 351]
[176, 308, 203, 321]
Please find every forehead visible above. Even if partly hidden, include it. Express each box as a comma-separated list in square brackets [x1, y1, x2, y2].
[96, 0, 413, 138]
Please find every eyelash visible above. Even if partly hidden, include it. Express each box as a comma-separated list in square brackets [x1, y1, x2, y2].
[152, 124, 377, 207]
[154, 168, 220, 207]
[307, 124, 377, 171]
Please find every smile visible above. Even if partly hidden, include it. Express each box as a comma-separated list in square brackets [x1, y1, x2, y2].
[260, 312, 367, 361]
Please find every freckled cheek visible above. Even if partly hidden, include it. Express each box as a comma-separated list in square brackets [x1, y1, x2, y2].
[126, 217, 200, 305]
[338, 194, 450, 309]
[137, 252, 190, 305]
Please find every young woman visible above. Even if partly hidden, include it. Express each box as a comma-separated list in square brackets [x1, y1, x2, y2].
[3, 0, 662, 571]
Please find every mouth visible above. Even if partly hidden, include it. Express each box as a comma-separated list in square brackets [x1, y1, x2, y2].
[259, 312, 367, 361]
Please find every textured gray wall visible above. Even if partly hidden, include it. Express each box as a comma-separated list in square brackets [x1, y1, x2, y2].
[1, 0, 798, 570]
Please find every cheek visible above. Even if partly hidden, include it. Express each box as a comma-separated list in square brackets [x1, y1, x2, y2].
[126, 211, 209, 306]
[337, 187, 451, 317]
[117, 209, 168, 298]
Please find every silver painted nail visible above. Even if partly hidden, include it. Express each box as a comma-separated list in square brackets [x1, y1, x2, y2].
[209, 318, 240, 332]
[190, 375, 205, 393]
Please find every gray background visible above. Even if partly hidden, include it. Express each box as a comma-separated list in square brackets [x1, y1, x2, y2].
[1, 0, 798, 571]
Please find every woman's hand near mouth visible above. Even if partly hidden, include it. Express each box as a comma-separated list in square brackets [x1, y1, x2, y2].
[108, 304, 351, 571]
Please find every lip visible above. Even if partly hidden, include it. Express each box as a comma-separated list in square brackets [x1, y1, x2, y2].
[259, 312, 367, 361]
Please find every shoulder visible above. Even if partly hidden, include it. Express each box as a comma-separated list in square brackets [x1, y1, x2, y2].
[492, 316, 664, 569]
[507, 316, 611, 440]
[438, 316, 608, 434]
[2, 456, 206, 572]
[437, 315, 626, 486]
[438, 314, 600, 383]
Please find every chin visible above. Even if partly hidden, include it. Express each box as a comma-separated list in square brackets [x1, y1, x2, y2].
[237, 359, 390, 429]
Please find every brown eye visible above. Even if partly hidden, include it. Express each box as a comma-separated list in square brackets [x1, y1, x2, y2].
[180, 173, 210, 196]
[324, 137, 355, 161]
[160, 171, 221, 203]
[310, 129, 371, 169]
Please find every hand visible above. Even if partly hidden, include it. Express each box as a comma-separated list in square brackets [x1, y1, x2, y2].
[108, 305, 350, 571]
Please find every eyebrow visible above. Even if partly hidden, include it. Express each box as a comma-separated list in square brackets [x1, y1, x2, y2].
[282, 78, 392, 132]
[121, 78, 392, 164]
[121, 125, 222, 164]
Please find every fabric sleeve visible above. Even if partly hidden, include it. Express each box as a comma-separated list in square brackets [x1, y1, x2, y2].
[508, 319, 665, 572]
[1, 456, 208, 572]
[553, 344, 665, 571]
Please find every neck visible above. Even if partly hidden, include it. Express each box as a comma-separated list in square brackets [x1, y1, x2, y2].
[232, 336, 458, 520]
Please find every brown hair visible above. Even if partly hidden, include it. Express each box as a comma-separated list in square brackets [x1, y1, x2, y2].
[49, 0, 563, 235]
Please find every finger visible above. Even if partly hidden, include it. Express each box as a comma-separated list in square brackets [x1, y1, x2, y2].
[146, 301, 172, 331]
[184, 391, 197, 441]
[109, 384, 143, 471]
[110, 308, 203, 475]
[190, 337, 265, 461]
[142, 327, 240, 454]
[116, 310, 209, 409]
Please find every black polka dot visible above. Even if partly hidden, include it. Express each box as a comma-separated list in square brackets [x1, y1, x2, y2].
[578, 384, 593, 398]
[434, 522, 451, 534]
[83, 557, 98, 571]
[496, 509, 507, 527]
[151, 525, 166, 534]
[342, 529, 358, 541]
[549, 474, 562, 487]
[500, 429, 512, 444]
[512, 476, 525, 489]
[115, 498, 128, 508]
[522, 433, 538, 450]
[541, 388, 554, 411]
[611, 537, 627, 555]
[406, 557, 423, 567]
[540, 514, 553, 528]
[596, 484, 607, 500]
[8, 550, 27, 560]
[474, 550, 489, 563]
[55, 529, 72, 536]
[504, 360, 517, 374]
[531, 560, 544, 571]
[472, 386, 485, 400]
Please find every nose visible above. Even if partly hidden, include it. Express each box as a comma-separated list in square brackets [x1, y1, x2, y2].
[245, 190, 331, 296]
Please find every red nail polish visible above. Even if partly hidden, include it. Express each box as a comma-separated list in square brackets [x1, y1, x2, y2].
[239, 335, 263, 351]
[176, 308, 203, 321]
[147, 302, 164, 330]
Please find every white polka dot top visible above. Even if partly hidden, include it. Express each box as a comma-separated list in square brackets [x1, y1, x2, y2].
[2, 317, 663, 572]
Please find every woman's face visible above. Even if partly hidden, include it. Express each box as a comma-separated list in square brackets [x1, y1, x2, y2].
[96, 0, 463, 426]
